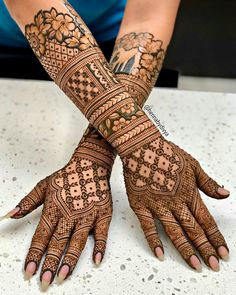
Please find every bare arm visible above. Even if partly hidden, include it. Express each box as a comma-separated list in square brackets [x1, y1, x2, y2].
[117, 0, 180, 48]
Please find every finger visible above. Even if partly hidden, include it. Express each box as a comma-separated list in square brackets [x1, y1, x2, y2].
[188, 192, 229, 260]
[39, 217, 75, 290]
[24, 206, 60, 279]
[195, 163, 230, 199]
[10, 177, 49, 220]
[132, 206, 164, 260]
[93, 207, 112, 265]
[159, 212, 201, 271]
[173, 203, 220, 271]
[56, 221, 92, 283]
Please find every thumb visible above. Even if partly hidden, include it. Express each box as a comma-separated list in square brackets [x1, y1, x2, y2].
[1, 177, 49, 220]
[195, 163, 230, 199]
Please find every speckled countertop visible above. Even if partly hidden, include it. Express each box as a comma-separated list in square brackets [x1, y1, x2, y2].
[0, 78, 235, 295]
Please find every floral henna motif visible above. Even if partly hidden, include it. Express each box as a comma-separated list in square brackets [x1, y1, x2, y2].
[21, 4, 169, 283]
[24, 6, 157, 156]
[122, 134, 229, 268]
[110, 32, 165, 87]
[21, 3, 229, 278]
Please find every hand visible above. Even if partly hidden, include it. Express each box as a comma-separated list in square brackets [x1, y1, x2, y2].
[121, 130, 230, 271]
[2, 127, 115, 290]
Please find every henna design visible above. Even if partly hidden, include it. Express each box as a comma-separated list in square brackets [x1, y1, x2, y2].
[13, 128, 114, 282]
[109, 32, 228, 267]
[24, 6, 155, 154]
[110, 32, 165, 89]
[21, 4, 169, 281]
[17, 2, 229, 281]
[123, 136, 229, 268]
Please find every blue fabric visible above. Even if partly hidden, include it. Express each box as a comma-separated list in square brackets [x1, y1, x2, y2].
[0, 0, 127, 47]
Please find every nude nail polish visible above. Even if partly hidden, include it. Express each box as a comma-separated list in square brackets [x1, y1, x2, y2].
[95, 252, 102, 265]
[155, 247, 164, 261]
[0, 207, 20, 221]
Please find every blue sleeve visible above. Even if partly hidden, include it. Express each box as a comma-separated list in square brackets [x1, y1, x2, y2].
[0, 0, 126, 48]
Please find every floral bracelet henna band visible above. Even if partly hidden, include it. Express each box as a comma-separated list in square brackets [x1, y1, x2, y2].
[24, 4, 165, 157]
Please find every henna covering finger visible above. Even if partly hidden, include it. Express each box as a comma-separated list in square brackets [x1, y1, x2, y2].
[17, 2, 229, 279]
[122, 136, 229, 270]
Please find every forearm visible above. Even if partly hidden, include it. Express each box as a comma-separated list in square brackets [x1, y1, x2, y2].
[112, 0, 180, 95]
[117, 0, 180, 48]
[73, 0, 181, 160]
[4, 0, 179, 157]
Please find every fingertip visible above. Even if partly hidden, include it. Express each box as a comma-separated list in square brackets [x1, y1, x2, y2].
[0, 207, 21, 221]
[41, 270, 53, 291]
[94, 252, 102, 265]
[209, 256, 220, 272]
[155, 246, 164, 261]
[25, 261, 36, 274]
[217, 187, 230, 197]
[217, 246, 229, 261]
[57, 264, 69, 284]
[190, 255, 202, 272]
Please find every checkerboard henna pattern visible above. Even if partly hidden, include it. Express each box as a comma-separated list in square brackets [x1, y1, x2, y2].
[12, 126, 115, 283]
[5, 0, 230, 288]
[122, 135, 229, 268]
[9, 4, 168, 285]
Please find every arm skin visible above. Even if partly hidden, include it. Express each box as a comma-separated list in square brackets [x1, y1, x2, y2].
[3, 0, 170, 155]
[3, 0, 230, 288]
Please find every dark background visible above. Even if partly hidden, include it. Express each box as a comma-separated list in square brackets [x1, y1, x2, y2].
[0, 0, 235, 83]
[165, 0, 236, 78]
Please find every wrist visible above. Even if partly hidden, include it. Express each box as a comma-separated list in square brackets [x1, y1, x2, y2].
[71, 125, 116, 171]
[99, 105, 161, 158]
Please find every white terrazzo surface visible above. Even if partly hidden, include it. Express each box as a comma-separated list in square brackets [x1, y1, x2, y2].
[0, 78, 235, 295]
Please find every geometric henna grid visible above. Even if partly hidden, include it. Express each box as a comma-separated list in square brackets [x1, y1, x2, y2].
[14, 2, 229, 287]
[123, 136, 229, 269]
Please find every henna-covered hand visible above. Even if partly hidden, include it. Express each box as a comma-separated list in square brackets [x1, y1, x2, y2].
[1, 3, 166, 289]
[121, 130, 230, 271]
[4, 127, 115, 289]
[3, 1, 230, 287]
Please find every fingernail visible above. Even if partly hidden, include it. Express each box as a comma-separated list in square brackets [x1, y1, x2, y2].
[57, 265, 69, 284]
[209, 256, 220, 271]
[0, 207, 20, 221]
[190, 255, 202, 272]
[24, 261, 36, 280]
[155, 247, 164, 261]
[217, 187, 230, 196]
[41, 270, 52, 291]
[218, 246, 229, 261]
[95, 252, 102, 265]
